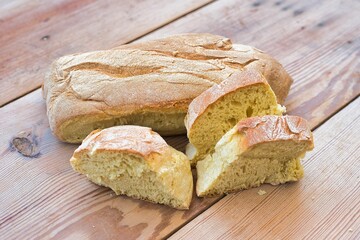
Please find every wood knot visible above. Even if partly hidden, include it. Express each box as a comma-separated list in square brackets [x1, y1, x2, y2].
[317, 22, 325, 27]
[41, 35, 50, 41]
[252, 0, 263, 7]
[281, 5, 292, 11]
[293, 9, 304, 16]
[10, 130, 40, 158]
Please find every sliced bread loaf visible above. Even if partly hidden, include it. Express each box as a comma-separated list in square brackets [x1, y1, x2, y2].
[185, 70, 285, 165]
[70, 125, 193, 209]
[43, 33, 292, 143]
[196, 115, 314, 197]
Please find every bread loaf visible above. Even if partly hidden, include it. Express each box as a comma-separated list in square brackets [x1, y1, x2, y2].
[43, 33, 293, 143]
[185, 70, 285, 165]
[196, 115, 314, 197]
[70, 125, 193, 209]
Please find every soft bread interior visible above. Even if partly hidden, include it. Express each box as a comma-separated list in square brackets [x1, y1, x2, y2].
[71, 148, 193, 209]
[187, 83, 284, 165]
[241, 141, 310, 159]
[61, 111, 186, 143]
[196, 128, 308, 197]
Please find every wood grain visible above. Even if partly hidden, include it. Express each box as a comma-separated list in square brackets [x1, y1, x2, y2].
[0, 90, 218, 239]
[0, 0, 359, 239]
[0, 0, 213, 106]
[170, 97, 360, 240]
[139, 0, 360, 126]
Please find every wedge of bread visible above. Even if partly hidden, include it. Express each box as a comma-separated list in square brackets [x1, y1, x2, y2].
[196, 115, 314, 197]
[185, 70, 285, 165]
[70, 126, 193, 209]
[43, 33, 293, 143]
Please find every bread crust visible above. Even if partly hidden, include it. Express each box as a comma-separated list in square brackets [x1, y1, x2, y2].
[73, 125, 168, 159]
[71, 125, 193, 209]
[196, 115, 313, 197]
[236, 115, 314, 150]
[43, 33, 292, 142]
[185, 70, 267, 132]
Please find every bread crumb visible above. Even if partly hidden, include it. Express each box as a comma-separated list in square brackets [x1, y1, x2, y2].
[348, 228, 353, 232]
[311, 196, 315, 200]
[257, 189, 267, 196]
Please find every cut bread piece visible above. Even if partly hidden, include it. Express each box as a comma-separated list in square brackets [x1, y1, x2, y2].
[196, 115, 314, 197]
[70, 125, 193, 209]
[185, 69, 285, 165]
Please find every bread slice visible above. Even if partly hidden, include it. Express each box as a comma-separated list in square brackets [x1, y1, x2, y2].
[185, 70, 285, 165]
[43, 33, 293, 143]
[196, 115, 314, 197]
[70, 126, 193, 209]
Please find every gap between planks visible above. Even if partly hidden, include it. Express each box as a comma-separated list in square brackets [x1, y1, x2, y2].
[1, 0, 359, 238]
[164, 95, 360, 239]
[0, 0, 216, 108]
[310, 93, 360, 131]
[169, 96, 360, 239]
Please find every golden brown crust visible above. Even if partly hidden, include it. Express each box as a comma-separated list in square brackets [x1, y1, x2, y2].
[185, 70, 267, 132]
[233, 44, 293, 104]
[74, 126, 168, 158]
[43, 33, 292, 142]
[70, 125, 193, 209]
[237, 115, 314, 150]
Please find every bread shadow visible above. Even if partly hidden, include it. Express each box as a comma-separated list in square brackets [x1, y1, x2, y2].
[163, 135, 189, 153]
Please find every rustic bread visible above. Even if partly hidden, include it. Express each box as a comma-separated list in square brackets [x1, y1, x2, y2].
[70, 125, 193, 210]
[196, 115, 314, 197]
[43, 33, 293, 143]
[185, 70, 285, 165]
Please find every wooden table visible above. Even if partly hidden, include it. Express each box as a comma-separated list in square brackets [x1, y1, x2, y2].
[1, 0, 359, 239]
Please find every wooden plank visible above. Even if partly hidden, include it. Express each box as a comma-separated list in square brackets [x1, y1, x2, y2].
[170, 97, 360, 240]
[0, 0, 359, 239]
[139, 0, 360, 125]
[0, 0, 213, 106]
[0, 90, 219, 239]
